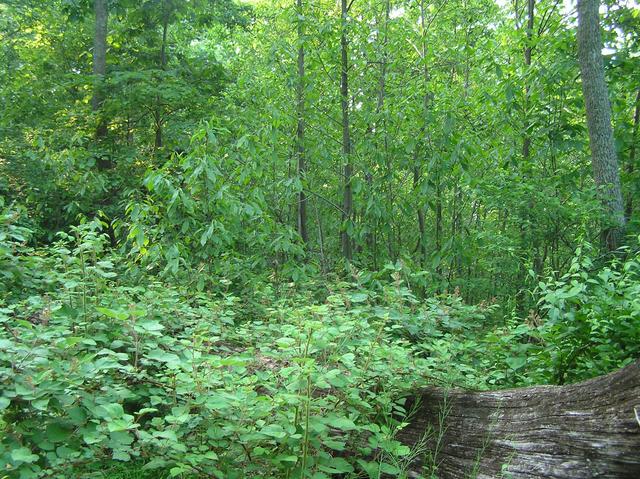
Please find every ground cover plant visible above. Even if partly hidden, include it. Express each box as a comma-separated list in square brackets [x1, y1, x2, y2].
[2, 216, 639, 477]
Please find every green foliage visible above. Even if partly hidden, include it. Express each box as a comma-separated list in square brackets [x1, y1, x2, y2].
[534, 242, 640, 383]
[2, 214, 640, 477]
[0, 236, 433, 478]
[2, 0, 638, 304]
[1, 0, 640, 476]
[0, 199, 52, 300]
[123, 125, 303, 283]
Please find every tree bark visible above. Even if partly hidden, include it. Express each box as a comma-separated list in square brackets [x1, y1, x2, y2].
[418, 0, 442, 277]
[416, 0, 431, 271]
[576, 0, 625, 251]
[340, 0, 353, 261]
[367, 0, 390, 269]
[414, 165, 427, 268]
[92, 0, 108, 140]
[397, 360, 640, 478]
[154, 10, 170, 150]
[296, 0, 308, 245]
[522, 0, 534, 160]
[625, 89, 640, 221]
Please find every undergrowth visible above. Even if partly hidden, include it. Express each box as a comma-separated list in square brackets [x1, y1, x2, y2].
[1, 212, 639, 478]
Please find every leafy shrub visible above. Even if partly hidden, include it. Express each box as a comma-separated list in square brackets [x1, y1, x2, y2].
[1, 265, 432, 478]
[534, 242, 640, 383]
[2, 217, 639, 478]
[0, 199, 46, 300]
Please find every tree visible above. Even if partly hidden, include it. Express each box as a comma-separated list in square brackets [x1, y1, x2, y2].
[154, 0, 174, 149]
[522, 0, 534, 160]
[2, 0, 637, 305]
[295, 0, 308, 245]
[92, 0, 109, 140]
[340, 0, 353, 261]
[576, 0, 625, 250]
[625, 89, 639, 220]
[414, 0, 431, 270]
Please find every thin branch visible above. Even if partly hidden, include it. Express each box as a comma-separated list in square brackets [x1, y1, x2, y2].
[305, 188, 348, 216]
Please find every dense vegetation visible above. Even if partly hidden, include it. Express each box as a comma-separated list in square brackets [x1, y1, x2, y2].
[0, 0, 639, 477]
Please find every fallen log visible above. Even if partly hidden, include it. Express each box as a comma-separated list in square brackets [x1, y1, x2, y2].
[398, 359, 640, 478]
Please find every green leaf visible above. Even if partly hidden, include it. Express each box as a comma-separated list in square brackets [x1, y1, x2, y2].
[506, 356, 527, 370]
[325, 369, 348, 387]
[275, 337, 296, 349]
[107, 417, 136, 432]
[273, 454, 298, 463]
[113, 450, 131, 461]
[96, 403, 125, 419]
[137, 320, 165, 332]
[394, 444, 411, 456]
[96, 307, 129, 321]
[259, 424, 287, 439]
[46, 422, 73, 442]
[322, 439, 346, 451]
[349, 292, 368, 303]
[83, 429, 105, 445]
[153, 430, 178, 441]
[146, 349, 181, 368]
[170, 465, 191, 477]
[379, 462, 401, 474]
[11, 447, 39, 463]
[32, 398, 49, 410]
[326, 416, 357, 431]
[318, 457, 354, 474]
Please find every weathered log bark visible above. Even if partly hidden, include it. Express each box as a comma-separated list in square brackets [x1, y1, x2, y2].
[398, 360, 640, 478]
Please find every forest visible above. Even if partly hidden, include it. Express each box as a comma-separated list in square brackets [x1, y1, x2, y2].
[0, 0, 639, 477]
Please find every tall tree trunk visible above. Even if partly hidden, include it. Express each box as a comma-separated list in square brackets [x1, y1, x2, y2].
[576, 0, 625, 250]
[376, 0, 389, 126]
[414, 164, 427, 268]
[522, 0, 534, 160]
[160, 15, 168, 70]
[419, 0, 440, 275]
[367, 0, 390, 268]
[154, 115, 163, 149]
[514, 0, 537, 313]
[296, 0, 308, 246]
[314, 199, 327, 273]
[435, 180, 442, 275]
[625, 89, 640, 220]
[154, 12, 170, 150]
[92, 0, 108, 140]
[340, 0, 353, 261]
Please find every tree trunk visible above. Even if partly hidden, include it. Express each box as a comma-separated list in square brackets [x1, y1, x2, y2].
[522, 0, 534, 160]
[92, 0, 108, 140]
[414, 165, 427, 268]
[625, 89, 640, 221]
[340, 0, 353, 261]
[160, 14, 168, 71]
[296, 0, 308, 246]
[397, 360, 640, 478]
[576, 0, 625, 251]
[154, 116, 163, 149]
[366, 0, 390, 269]
[418, 0, 434, 272]
[154, 13, 170, 150]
